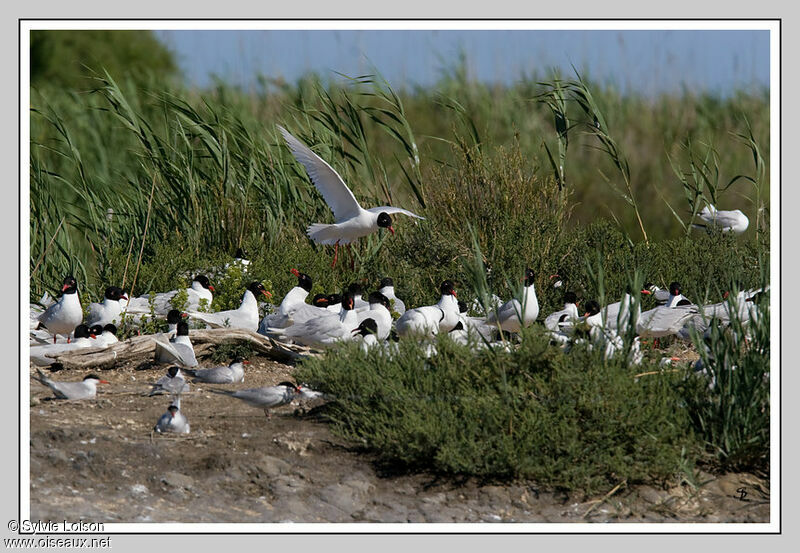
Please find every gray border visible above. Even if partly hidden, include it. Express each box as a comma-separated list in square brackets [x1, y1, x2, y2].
[5, 2, 794, 551]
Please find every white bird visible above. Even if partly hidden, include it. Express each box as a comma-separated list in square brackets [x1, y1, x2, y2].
[148, 366, 191, 397]
[30, 324, 97, 366]
[89, 324, 119, 348]
[549, 269, 567, 290]
[694, 204, 749, 234]
[396, 280, 460, 337]
[211, 381, 302, 419]
[278, 125, 424, 267]
[165, 309, 188, 337]
[486, 268, 539, 333]
[544, 291, 580, 332]
[123, 275, 215, 316]
[352, 317, 381, 353]
[258, 269, 313, 334]
[324, 294, 343, 313]
[271, 292, 359, 348]
[153, 321, 198, 367]
[378, 277, 406, 315]
[153, 402, 190, 434]
[601, 286, 650, 332]
[86, 286, 128, 327]
[29, 291, 56, 330]
[637, 304, 699, 338]
[643, 283, 671, 305]
[663, 281, 690, 308]
[227, 247, 251, 270]
[678, 287, 767, 340]
[184, 359, 248, 384]
[356, 292, 393, 340]
[32, 369, 109, 400]
[348, 283, 372, 313]
[188, 281, 272, 331]
[36, 275, 83, 343]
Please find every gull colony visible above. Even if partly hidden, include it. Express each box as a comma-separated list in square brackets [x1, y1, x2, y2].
[29, 125, 766, 435]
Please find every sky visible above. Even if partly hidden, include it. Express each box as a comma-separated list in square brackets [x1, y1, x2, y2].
[156, 29, 770, 96]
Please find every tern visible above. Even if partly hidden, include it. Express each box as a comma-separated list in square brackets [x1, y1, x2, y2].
[153, 402, 190, 434]
[211, 381, 302, 419]
[36, 275, 83, 343]
[148, 366, 191, 397]
[184, 359, 248, 384]
[32, 369, 109, 400]
[278, 125, 424, 267]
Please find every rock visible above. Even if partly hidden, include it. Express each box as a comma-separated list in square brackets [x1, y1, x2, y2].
[421, 492, 447, 505]
[46, 450, 70, 464]
[270, 475, 307, 497]
[252, 454, 290, 477]
[130, 484, 149, 496]
[479, 485, 511, 507]
[419, 503, 464, 522]
[638, 486, 668, 504]
[273, 432, 313, 456]
[317, 482, 371, 514]
[161, 472, 194, 490]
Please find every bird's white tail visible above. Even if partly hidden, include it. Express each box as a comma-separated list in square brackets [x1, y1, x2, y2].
[307, 223, 346, 246]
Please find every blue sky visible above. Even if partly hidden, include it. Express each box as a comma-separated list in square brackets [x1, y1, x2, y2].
[157, 29, 770, 96]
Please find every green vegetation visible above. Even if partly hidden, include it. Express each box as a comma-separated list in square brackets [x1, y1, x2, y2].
[296, 329, 693, 492]
[29, 32, 771, 491]
[30, 30, 178, 89]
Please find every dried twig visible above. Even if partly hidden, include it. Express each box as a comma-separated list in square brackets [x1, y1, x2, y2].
[583, 480, 627, 518]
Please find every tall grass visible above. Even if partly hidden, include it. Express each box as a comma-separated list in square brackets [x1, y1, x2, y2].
[682, 276, 770, 471]
[29, 66, 769, 300]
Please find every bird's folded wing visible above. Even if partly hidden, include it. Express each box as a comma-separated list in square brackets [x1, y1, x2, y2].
[278, 125, 361, 221]
[186, 311, 225, 328]
[638, 306, 698, 334]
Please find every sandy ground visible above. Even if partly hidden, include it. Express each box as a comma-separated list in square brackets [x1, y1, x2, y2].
[28, 348, 769, 525]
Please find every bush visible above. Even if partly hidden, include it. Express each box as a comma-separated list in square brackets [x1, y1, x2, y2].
[296, 327, 694, 493]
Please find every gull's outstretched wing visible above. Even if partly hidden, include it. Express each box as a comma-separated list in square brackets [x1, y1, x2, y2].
[278, 126, 361, 221]
[366, 206, 425, 219]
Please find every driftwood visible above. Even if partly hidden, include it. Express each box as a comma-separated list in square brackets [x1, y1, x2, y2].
[41, 329, 317, 370]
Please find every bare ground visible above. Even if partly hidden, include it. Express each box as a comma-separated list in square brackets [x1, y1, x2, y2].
[29, 349, 770, 525]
